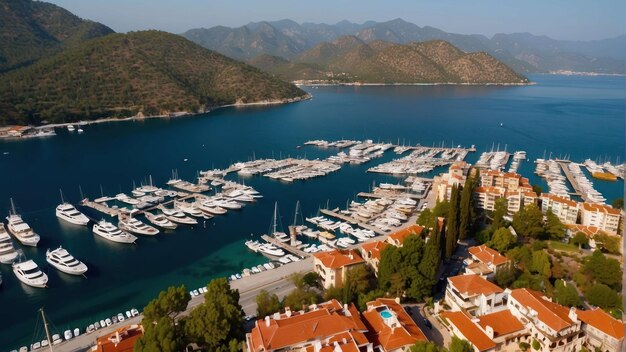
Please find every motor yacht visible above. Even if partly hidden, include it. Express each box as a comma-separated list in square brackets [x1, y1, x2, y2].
[158, 205, 197, 225]
[257, 243, 285, 257]
[13, 259, 48, 288]
[92, 220, 137, 244]
[118, 215, 159, 236]
[174, 200, 205, 217]
[196, 201, 227, 216]
[56, 203, 90, 226]
[115, 193, 140, 205]
[46, 246, 88, 275]
[0, 224, 18, 264]
[6, 211, 40, 247]
[144, 212, 177, 230]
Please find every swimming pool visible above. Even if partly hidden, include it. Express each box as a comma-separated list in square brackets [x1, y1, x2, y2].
[380, 310, 393, 319]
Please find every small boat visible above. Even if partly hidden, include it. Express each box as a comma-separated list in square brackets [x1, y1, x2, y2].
[6, 199, 40, 247]
[117, 313, 125, 322]
[118, 215, 159, 236]
[74, 328, 80, 337]
[174, 200, 204, 218]
[13, 259, 48, 288]
[77, 127, 84, 133]
[158, 205, 197, 225]
[144, 211, 178, 230]
[67, 125, 75, 131]
[64, 330, 73, 340]
[92, 220, 137, 244]
[46, 246, 88, 275]
[0, 224, 19, 264]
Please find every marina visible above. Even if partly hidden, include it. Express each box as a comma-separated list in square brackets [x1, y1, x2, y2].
[367, 145, 472, 175]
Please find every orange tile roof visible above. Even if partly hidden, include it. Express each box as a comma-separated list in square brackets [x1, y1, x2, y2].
[541, 193, 578, 207]
[477, 310, 525, 338]
[94, 325, 143, 352]
[387, 224, 424, 245]
[362, 298, 428, 350]
[448, 274, 503, 296]
[510, 288, 574, 332]
[248, 300, 367, 351]
[441, 311, 496, 352]
[565, 224, 601, 237]
[576, 308, 625, 340]
[314, 249, 364, 269]
[582, 202, 621, 216]
[468, 245, 509, 266]
[475, 186, 504, 195]
[360, 241, 388, 261]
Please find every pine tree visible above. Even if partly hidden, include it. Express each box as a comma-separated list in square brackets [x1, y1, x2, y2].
[446, 185, 460, 260]
[459, 174, 473, 240]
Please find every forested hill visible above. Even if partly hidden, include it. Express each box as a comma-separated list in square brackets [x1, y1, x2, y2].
[0, 0, 114, 72]
[0, 31, 308, 126]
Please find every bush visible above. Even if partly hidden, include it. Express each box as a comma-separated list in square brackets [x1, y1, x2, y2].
[519, 342, 530, 351]
[532, 340, 540, 350]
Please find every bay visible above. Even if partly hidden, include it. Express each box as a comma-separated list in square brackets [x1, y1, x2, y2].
[0, 74, 623, 348]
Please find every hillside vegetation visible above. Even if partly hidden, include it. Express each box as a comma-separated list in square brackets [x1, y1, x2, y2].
[0, 31, 308, 125]
[0, 0, 114, 72]
[249, 37, 527, 84]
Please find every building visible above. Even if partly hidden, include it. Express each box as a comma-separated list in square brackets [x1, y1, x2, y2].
[476, 309, 528, 350]
[441, 311, 496, 352]
[362, 298, 428, 351]
[505, 189, 539, 213]
[436, 162, 470, 202]
[576, 308, 624, 352]
[480, 170, 531, 192]
[91, 324, 143, 352]
[474, 186, 505, 212]
[313, 249, 365, 289]
[385, 224, 425, 247]
[359, 241, 388, 274]
[507, 288, 584, 352]
[246, 299, 370, 352]
[465, 245, 509, 278]
[540, 193, 580, 225]
[444, 274, 507, 317]
[580, 202, 622, 234]
[475, 170, 536, 214]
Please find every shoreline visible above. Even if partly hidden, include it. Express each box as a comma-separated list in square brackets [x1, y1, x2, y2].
[294, 81, 534, 87]
[11, 94, 310, 132]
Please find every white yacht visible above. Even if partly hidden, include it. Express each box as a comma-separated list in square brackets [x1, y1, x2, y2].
[196, 201, 227, 216]
[56, 203, 90, 226]
[158, 205, 197, 225]
[92, 220, 137, 244]
[174, 200, 204, 217]
[46, 246, 88, 275]
[13, 259, 48, 288]
[118, 215, 159, 236]
[115, 193, 139, 205]
[6, 199, 40, 247]
[0, 224, 18, 264]
[144, 212, 177, 230]
[67, 125, 75, 132]
[257, 243, 285, 257]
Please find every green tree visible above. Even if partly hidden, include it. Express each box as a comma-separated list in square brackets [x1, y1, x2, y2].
[417, 208, 434, 227]
[184, 278, 244, 351]
[488, 227, 516, 252]
[512, 203, 544, 240]
[531, 185, 542, 196]
[585, 283, 622, 309]
[418, 226, 441, 288]
[449, 336, 473, 352]
[583, 250, 622, 290]
[410, 341, 446, 352]
[507, 246, 533, 271]
[553, 280, 581, 307]
[475, 227, 494, 244]
[494, 262, 520, 288]
[459, 175, 474, 240]
[255, 290, 281, 318]
[492, 198, 508, 230]
[518, 342, 530, 351]
[612, 197, 624, 210]
[530, 250, 552, 277]
[544, 209, 565, 240]
[282, 287, 319, 311]
[301, 272, 321, 288]
[570, 232, 589, 248]
[135, 285, 190, 352]
[531, 340, 540, 350]
[445, 185, 460, 260]
[378, 245, 403, 290]
[342, 265, 374, 304]
[592, 233, 621, 254]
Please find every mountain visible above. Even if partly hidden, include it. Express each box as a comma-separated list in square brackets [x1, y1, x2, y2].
[0, 0, 114, 72]
[0, 31, 308, 126]
[250, 37, 527, 84]
[182, 18, 626, 74]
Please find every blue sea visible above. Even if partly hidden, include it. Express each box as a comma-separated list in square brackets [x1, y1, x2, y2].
[0, 74, 623, 348]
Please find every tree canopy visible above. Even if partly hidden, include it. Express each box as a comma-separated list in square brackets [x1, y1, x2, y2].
[553, 279, 581, 307]
[488, 227, 516, 252]
[256, 290, 281, 318]
[544, 209, 565, 240]
[512, 203, 544, 240]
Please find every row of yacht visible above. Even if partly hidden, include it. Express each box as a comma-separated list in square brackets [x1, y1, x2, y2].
[324, 140, 393, 165]
[368, 146, 467, 175]
[567, 163, 607, 204]
[535, 159, 571, 198]
[475, 150, 509, 171]
[508, 150, 527, 173]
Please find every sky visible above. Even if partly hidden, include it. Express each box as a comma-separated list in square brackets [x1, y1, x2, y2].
[48, 0, 625, 41]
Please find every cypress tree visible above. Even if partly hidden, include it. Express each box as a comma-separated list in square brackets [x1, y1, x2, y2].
[419, 222, 441, 289]
[459, 175, 473, 240]
[446, 184, 460, 260]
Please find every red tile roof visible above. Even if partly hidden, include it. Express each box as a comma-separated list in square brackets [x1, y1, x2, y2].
[576, 308, 625, 340]
[314, 249, 364, 269]
[541, 193, 578, 207]
[510, 288, 574, 332]
[448, 274, 504, 296]
[477, 310, 525, 338]
[93, 325, 143, 352]
[441, 311, 496, 351]
[362, 298, 428, 350]
[387, 224, 424, 245]
[468, 245, 509, 266]
[360, 241, 388, 261]
[582, 202, 621, 216]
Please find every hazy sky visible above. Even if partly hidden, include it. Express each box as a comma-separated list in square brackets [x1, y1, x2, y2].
[48, 0, 625, 41]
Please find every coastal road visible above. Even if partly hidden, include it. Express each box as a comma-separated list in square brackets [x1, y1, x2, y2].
[56, 258, 313, 352]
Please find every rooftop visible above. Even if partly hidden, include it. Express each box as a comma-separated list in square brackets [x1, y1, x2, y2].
[92, 324, 143, 352]
[576, 308, 625, 340]
[477, 310, 525, 338]
[362, 298, 428, 351]
[510, 288, 574, 332]
[468, 245, 508, 267]
[360, 240, 388, 261]
[387, 224, 424, 245]
[582, 202, 621, 216]
[314, 249, 365, 269]
[441, 311, 496, 352]
[540, 193, 578, 207]
[448, 274, 504, 296]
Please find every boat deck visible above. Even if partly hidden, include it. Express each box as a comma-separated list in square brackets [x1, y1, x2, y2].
[260, 234, 310, 258]
[319, 209, 386, 236]
[556, 161, 585, 200]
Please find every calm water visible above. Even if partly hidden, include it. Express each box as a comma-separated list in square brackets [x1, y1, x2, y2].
[0, 74, 623, 348]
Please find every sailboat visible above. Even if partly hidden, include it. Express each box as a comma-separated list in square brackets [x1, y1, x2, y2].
[269, 202, 289, 243]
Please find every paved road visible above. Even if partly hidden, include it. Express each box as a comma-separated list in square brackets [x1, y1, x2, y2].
[53, 258, 313, 352]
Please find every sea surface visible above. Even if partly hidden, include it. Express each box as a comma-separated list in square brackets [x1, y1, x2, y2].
[0, 74, 623, 348]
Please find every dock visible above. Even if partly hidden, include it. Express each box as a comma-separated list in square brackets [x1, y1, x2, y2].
[357, 192, 423, 200]
[80, 199, 121, 217]
[319, 209, 386, 236]
[261, 235, 310, 258]
[557, 161, 585, 199]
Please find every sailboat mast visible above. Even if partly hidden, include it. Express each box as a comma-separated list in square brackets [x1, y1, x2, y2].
[40, 308, 54, 352]
[273, 202, 278, 234]
[10, 198, 16, 215]
[59, 189, 65, 204]
[292, 200, 300, 226]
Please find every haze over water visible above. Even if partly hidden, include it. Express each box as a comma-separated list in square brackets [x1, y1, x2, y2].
[0, 74, 623, 348]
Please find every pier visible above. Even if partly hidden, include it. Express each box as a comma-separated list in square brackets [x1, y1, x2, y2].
[357, 191, 423, 200]
[261, 235, 310, 258]
[556, 161, 585, 199]
[319, 209, 386, 236]
[80, 199, 121, 217]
